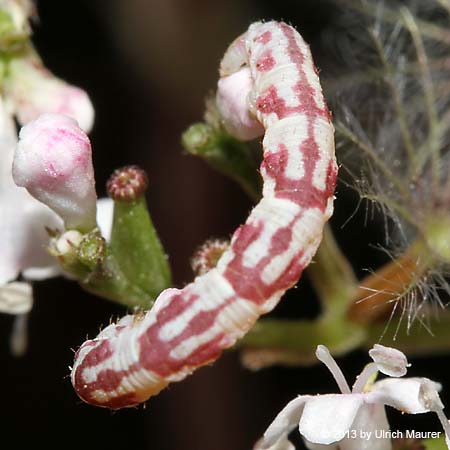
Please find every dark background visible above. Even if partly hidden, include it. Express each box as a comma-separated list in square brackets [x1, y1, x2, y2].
[0, 1, 448, 449]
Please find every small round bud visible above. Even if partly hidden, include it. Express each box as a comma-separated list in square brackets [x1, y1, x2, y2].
[53, 230, 83, 255]
[78, 231, 106, 270]
[191, 239, 229, 276]
[107, 165, 148, 202]
[216, 67, 264, 141]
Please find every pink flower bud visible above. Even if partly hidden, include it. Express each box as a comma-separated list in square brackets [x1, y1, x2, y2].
[13, 113, 97, 232]
[6, 55, 94, 133]
[216, 67, 264, 141]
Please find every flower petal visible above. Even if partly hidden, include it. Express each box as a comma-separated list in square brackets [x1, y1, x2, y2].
[0, 101, 63, 285]
[0, 182, 63, 284]
[22, 265, 61, 281]
[369, 344, 409, 377]
[96, 197, 114, 242]
[340, 404, 391, 450]
[0, 281, 33, 314]
[369, 377, 442, 414]
[299, 394, 364, 445]
[257, 395, 311, 450]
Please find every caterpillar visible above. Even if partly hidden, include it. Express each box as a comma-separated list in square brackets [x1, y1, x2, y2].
[71, 21, 337, 409]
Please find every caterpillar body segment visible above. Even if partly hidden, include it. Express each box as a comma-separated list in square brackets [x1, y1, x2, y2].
[71, 21, 337, 409]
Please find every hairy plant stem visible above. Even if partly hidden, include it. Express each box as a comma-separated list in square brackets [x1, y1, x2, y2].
[348, 241, 430, 324]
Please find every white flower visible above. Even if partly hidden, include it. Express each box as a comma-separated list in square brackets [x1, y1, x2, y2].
[0, 100, 62, 305]
[0, 0, 94, 134]
[0, 106, 113, 311]
[0, 105, 112, 353]
[0, 0, 104, 355]
[255, 344, 450, 450]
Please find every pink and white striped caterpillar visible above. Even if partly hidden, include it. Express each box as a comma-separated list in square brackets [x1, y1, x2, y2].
[71, 21, 337, 409]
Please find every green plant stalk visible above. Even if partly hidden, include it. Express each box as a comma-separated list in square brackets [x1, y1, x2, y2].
[307, 224, 358, 315]
[56, 196, 172, 309]
[80, 248, 156, 310]
[240, 309, 450, 369]
[0, 7, 29, 55]
[109, 196, 172, 301]
[239, 317, 366, 368]
[366, 310, 450, 357]
[182, 122, 262, 200]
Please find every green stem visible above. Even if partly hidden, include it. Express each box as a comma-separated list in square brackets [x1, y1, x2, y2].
[307, 225, 358, 314]
[366, 309, 450, 357]
[182, 122, 262, 200]
[59, 192, 172, 309]
[80, 249, 155, 310]
[239, 317, 366, 369]
[109, 197, 172, 302]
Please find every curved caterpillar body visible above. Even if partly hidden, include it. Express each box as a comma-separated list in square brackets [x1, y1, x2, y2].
[71, 21, 337, 409]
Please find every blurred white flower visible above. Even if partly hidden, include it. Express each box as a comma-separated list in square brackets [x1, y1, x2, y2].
[0, 100, 62, 314]
[255, 345, 450, 450]
[0, 0, 104, 355]
[5, 52, 94, 133]
[0, 111, 110, 354]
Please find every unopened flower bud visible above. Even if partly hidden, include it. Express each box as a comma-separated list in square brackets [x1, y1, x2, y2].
[216, 67, 264, 141]
[191, 239, 229, 276]
[49, 229, 83, 267]
[13, 113, 97, 232]
[54, 230, 83, 255]
[107, 165, 148, 202]
[78, 231, 106, 270]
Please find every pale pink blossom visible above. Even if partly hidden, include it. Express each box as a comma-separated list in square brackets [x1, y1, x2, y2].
[0, 104, 112, 345]
[13, 113, 97, 232]
[5, 53, 94, 133]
